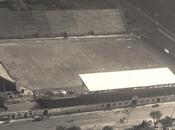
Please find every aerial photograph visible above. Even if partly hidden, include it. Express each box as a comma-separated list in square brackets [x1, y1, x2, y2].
[0, 0, 175, 130]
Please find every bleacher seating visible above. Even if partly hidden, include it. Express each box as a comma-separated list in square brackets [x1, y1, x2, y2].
[0, 9, 126, 39]
[45, 9, 126, 36]
[32, 11, 51, 37]
[18, 12, 37, 38]
[26, 0, 119, 10]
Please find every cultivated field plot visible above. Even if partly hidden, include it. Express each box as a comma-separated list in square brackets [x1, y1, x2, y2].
[0, 9, 125, 39]
[0, 36, 175, 91]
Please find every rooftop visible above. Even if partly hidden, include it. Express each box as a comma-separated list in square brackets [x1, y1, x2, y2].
[0, 61, 15, 83]
[80, 68, 175, 91]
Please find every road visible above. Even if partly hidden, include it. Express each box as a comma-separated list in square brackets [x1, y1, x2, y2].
[1, 102, 175, 130]
[121, 0, 175, 58]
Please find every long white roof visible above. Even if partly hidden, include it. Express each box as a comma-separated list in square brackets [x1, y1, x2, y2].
[79, 68, 175, 91]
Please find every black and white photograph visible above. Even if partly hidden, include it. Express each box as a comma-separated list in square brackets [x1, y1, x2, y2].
[0, 0, 175, 130]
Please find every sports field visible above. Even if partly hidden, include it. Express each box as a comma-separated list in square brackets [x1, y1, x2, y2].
[0, 36, 175, 91]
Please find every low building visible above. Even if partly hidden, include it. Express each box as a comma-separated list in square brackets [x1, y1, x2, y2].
[0, 61, 16, 92]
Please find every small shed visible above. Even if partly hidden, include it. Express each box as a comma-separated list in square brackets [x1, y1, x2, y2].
[0, 61, 16, 92]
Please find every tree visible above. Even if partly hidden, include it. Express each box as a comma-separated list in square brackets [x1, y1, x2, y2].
[159, 116, 173, 130]
[124, 121, 154, 130]
[0, 94, 6, 108]
[134, 121, 154, 130]
[149, 111, 162, 127]
[67, 126, 81, 130]
[56, 125, 81, 130]
[56, 125, 66, 130]
[43, 110, 48, 116]
[131, 100, 137, 108]
[102, 126, 113, 130]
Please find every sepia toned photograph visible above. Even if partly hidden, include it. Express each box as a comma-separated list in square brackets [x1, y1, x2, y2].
[0, 0, 175, 130]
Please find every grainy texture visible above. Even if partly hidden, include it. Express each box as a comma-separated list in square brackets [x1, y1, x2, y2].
[0, 37, 175, 90]
[0, 9, 125, 39]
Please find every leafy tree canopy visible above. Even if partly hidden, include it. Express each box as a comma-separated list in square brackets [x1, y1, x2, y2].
[56, 125, 81, 130]
[159, 116, 173, 130]
[103, 125, 113, 130]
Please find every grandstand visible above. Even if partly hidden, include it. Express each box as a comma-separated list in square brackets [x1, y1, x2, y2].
[0, 0, 125, 39]
[0, 0, 120, 11]
[0, 9, 125, 39]
[18, 0, 120, 10]
[0, 61, 16, 92]
[0, 11, 20, 39]
[79, 68, 175, 92]
[46, 9, 125, 36]
[0, 10, 49, 39]
[1, 0, 175, 39]
[36, 68, 175, 108]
